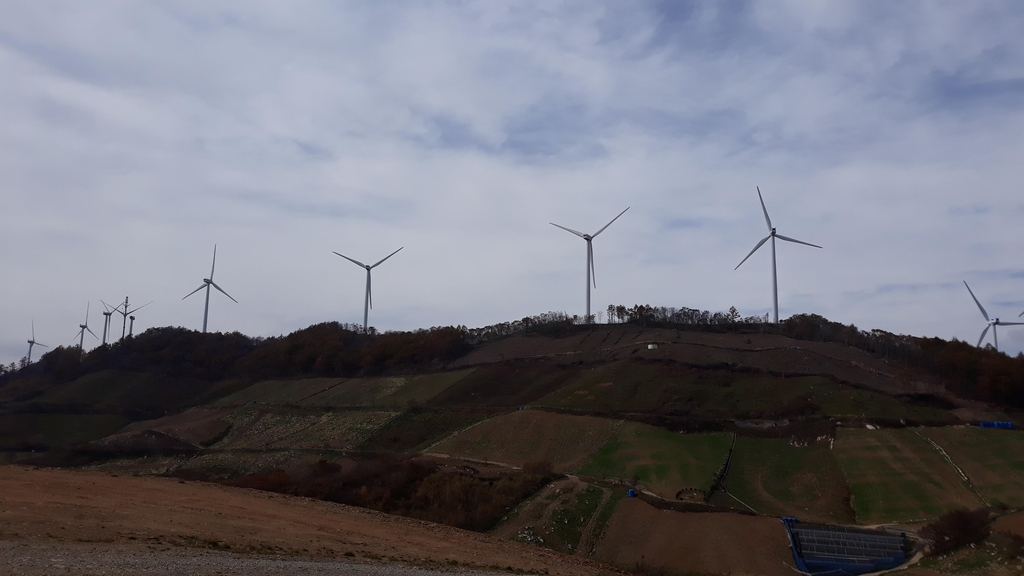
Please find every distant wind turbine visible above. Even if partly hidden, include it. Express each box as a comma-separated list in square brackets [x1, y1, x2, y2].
[183, 245, 238, 333]
[99, 300, 121, 345]
[75, 302, 97, 353]
[333, 247, 403, 333]
[734, 187, 821, 324]
[550, 207, 629, 321]
[111, 297, 152, 341]
[964, 281, 1024, 352]
[26, 321, 47, 363]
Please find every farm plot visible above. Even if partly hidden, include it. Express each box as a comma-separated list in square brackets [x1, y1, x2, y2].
[577, 423, 731, 499]
[833, 428, 984, 523]
[427, 362, 580, 407]
[428, 410, 622, 473]
[357, 409, 502, 452]
[920, 426, 1024, 508]
[719, 437, 853, 523]
[298, 377, 406, 407]
[210, 408, 396, 450]
[0, 413, 130, 451]
[213, 378, 344, 406]
[377, 370, 476, 407]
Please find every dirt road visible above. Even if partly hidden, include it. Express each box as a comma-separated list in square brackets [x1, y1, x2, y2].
[0, 465, 617, 576]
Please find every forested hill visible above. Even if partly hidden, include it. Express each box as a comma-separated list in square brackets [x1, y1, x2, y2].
[3, 308, 1024, 411]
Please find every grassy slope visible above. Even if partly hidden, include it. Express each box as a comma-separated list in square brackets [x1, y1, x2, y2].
[578, 423, 732, 498]
[920, 426, 1024, 508]
[719, 437, 853, 523]
[0, 413, 131, 450]
[358, 409, 502, 452]
[833, 428, 984, 523]
[536, 360, 948, 422]
[428, 410, 621, 473]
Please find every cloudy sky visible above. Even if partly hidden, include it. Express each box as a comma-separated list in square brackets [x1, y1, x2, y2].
[4, 1, 1024, 363]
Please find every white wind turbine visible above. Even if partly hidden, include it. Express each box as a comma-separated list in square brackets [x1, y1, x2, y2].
[182, 245, 238, 333]
[99, 300, 121, 345]
[734, 187, 821, 324]
[550, 207, 629, 321]
[964, 281, 1024, 352]
[333, 247, 403, 333]
[26, 321, 47, 363]
[75, 302, 97, 353]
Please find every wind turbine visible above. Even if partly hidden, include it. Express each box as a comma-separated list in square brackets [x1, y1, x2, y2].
[26, 321, 47, 363]
[333, 247, 403, 333]
[734, 187, 821, 324]
[111, 297, 152, 341]
[75, 303, 97, 353]
[550, 207, 629, 321]
[183, 245, 237, 333]
[964, 281, 1024, 352]
[99, 300, 122, 345]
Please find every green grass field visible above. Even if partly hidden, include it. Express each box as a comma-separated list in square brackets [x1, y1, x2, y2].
[833, 428, 984, 523]
[719, 437, 853, 523]
[377, 370, 476, 407]
[535, 360, 948, 422]
[428, 410, 621, 473]
[209, 408, 396, 450]
[920, 426, 1024, 508]
[214, 378, 345, 406]
[357, 409, 502, 452]
[578, 424, 732, 498]
[29, 370, 228, 417]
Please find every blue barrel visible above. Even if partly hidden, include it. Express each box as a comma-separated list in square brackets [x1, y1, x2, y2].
[627, 489, 636, 498]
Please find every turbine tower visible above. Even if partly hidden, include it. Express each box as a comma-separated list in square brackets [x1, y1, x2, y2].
[550, 207, 629, 321]
[964, 281, 1024, 352]
[99, 300, 122, 345]
[734, 187, 821, 324]
[333, 247, 403, 333]
[112, 297, 152, 341]
[183, 245, 238, 333]
[75, 302, 97, 353]
[26, 321, 47, 363]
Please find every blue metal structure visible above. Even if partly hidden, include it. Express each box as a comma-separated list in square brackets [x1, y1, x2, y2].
[782, 519, 908, 576]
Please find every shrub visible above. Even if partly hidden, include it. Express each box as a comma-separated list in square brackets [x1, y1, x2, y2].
[922, 508, 991, 555]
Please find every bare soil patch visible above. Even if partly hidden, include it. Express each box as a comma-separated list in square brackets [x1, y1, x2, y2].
[0, 465, 616, 575]
[592, 498, 794, 575]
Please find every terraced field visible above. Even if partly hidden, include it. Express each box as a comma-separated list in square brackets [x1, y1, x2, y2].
[211, 408, 397, 450]
[577, 424, 732, 499]
[833, 428, 984, 523]
[536, 361, 949, 422]
[717, 437, 853, 523]
[428, 410, 622, 473]
[920, 426, 1024, 508]
[214, 378, 346, 406]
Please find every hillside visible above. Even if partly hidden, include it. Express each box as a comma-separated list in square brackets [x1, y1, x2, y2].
[3, 312, 1024, 574]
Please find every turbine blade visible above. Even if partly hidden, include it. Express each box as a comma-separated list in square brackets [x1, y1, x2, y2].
[210, 281, 238, 303]
[775, 234, 822, 249]
[86, 326, 98, 339]
[371, 246, 404, 269]
[333, 251, 367, 268]
[756, 186, 772, 231]
[589, 242, 596, 289]
[182, 284, 206, 300]
[36, 343, 48, 348]
[84, 301, 90, 323]
[964, 281, 989, 321]
[996, 321, 1024, 326]
[549, 222, 586, 238]
[977, 325, 990, 348]
[127, 301, 153, 314]
[591, 207, 630, 238]
[734, 235, 771, 270]
[31, 320, 35, 341]
[210, 244, 217, 280]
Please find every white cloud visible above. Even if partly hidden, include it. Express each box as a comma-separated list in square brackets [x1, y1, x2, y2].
[4, 1, 1024, 363]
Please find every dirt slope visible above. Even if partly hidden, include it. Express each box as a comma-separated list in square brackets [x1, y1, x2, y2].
[592, 498, 794, 576]
[0, 465, 617, 576]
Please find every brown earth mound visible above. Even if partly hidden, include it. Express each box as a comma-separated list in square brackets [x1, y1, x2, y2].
[0, 465, 616, 576]
[592, 497, 794, 575]
[88, 429, 201, 453]
[122, 407, 234, 446]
